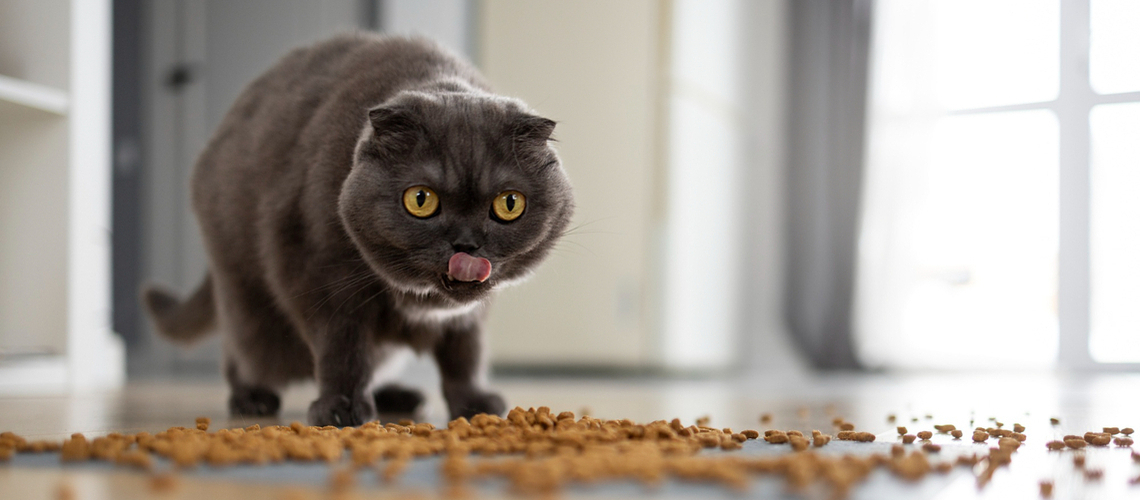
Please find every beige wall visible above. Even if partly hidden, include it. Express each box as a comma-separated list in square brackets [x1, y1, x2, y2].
[479, 0, 665, 367]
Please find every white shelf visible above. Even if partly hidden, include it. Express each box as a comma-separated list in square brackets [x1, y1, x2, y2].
[0, 74, 69, 115]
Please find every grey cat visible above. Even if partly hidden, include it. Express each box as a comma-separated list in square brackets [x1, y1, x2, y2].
[142, 34, 574, 426]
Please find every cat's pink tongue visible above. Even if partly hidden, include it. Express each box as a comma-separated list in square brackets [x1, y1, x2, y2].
[447, 252, 492, 282]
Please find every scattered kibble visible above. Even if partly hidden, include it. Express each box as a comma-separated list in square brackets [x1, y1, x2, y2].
[696, 416, 711, 427]
[897, 426, 907, 436]
[1040, 480, 1053, 498]
[195, 417, 210, 432]
[1065, 438, 1087, 449]
[1046, 441, 1066, 451]
[1104, 427, 1120, 435]
[1085, 469, 1104, 481]
[1122, 427, 1134, 436]
[887, 414, 897, 423]
[1050, 418, 1060, 425]
[759, 413, 772, 424]
[740, 429, 759, 440]
[1073, 454, 1086, 467]
[917, 431, 932, 440]
[933, 424, 955, 433]
[1114, 437, 1133, 447]
[1084, 432, 1112, 446]
[902, 434, 917, 444]
[951, 430, 963, 439]
[973, 431, 989, 443]
[1013, 424, 1025, 433]
[922, 443, 941, 453]
[839, 422, 856, 431]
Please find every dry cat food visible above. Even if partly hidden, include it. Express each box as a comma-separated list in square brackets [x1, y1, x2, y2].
[1123, 427, 1135, 436]
[1013, 424, 1025, 433]
[933, 424, 955, 433]
[5, 409, 1130, 498]
[897, 426, 907, 436]
[1039, 480, 1053, 498]
[950, 430, 963, 439]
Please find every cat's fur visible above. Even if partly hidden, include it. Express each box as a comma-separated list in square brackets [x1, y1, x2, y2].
[142, 34, 574, 426]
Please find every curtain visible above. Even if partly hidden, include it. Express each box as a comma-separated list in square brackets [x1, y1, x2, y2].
[783, 0, 874, 369]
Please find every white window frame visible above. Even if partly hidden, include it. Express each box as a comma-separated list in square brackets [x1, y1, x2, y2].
[893, 0, 1140, 369]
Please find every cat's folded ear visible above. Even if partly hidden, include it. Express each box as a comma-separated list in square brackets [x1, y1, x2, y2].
[368, 104, 423, 153]
[513, 115, 557, 143]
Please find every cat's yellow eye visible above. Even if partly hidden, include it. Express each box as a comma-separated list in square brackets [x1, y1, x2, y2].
[491, 191, 526, 221]
[403, 186, 439, 218]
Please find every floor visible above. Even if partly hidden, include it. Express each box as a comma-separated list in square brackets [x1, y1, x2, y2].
[1, 371, 1139, 499]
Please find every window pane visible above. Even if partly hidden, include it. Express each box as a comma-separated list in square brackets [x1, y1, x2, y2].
[1090, 103, 1140, 362]
[933, 0, 1059, 109]
[857, 110, 1059, 369]
[1090, 0, 1140, 94]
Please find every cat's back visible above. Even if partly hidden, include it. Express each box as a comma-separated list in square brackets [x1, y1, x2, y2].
[191, 34, 486, 273]
[195, 33, 481, 185]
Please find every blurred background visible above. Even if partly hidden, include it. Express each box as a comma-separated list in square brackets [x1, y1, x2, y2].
[1, 0, 1137, 394]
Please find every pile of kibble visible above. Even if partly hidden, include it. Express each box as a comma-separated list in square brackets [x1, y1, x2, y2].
[0, 408, 1137, 498]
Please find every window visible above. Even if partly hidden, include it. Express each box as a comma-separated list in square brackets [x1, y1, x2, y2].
[857, 0, 1140, 368]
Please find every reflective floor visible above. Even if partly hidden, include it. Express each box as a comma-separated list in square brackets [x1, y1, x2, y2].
[1, 371, 1139, 499]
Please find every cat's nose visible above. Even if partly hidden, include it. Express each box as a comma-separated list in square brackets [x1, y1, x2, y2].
[451, 240, 480, 254]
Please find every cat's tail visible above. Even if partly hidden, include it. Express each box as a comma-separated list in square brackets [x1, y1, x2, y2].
[142, 273, 217, 345]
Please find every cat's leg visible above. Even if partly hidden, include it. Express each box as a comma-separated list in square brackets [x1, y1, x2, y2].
[306, 320, 374, 426]
[214, 275, 310, 418]
[372, 385, 425, 415]
[225, 357, 281, 417]
[368, 346, 424, 415]
[434, 323, 505, 420]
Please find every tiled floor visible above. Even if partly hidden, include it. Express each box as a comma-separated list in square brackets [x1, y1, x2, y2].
[2, 371, 1139, 499]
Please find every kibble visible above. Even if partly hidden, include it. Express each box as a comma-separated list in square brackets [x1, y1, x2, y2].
[740, 429, 759, 440]
[1050, 417, 1060, 425]
[1040, 480, 1053, 498]
[1073, 454, 1085, 467]
[933, 424, 955, 433]
[1065, 438, 1087, 449]
[902, 434, 917, 444]
[839, 422, 856, 431]
[1046, 441, 1066, 451]
[1122, 427, 1134, 436]
[897, 426, 907, 436]
[916, 431, 932, 440]
[1114, 437, 1133, 447]
[195, 417, 210, 432]
[1013, 424, 1025, 433]
[759, 413, 772, 424]
[921, 443, 941, 453]
[973, 431, 989, 443]
[1104, 427, 1120, 435]
[951, 430, 963, 439]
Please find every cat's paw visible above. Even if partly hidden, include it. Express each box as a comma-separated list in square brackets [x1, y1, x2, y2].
[307, 394, 371, 427]
[228, 387, 281, 417]
[372, 385, 425, 415]
[446, 389, 506, 420]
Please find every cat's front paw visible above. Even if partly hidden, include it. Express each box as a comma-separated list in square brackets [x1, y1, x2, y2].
[373, 384, 425, 415]
[307, 394, 371, 427]
[229, 387, 281, 417]
[446, 388, 506, 420]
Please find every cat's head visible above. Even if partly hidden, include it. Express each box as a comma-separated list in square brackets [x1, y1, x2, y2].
[340, 89, 574, 308]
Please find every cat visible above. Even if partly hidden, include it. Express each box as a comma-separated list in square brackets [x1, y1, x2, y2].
[142, 33, 574, 426]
